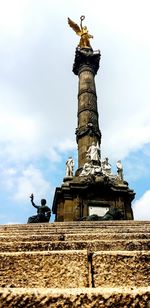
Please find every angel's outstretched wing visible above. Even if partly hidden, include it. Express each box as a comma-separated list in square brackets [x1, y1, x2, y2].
[68, 18, 81, 36]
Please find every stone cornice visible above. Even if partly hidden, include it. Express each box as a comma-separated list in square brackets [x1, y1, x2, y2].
[73, 47, 101, 76]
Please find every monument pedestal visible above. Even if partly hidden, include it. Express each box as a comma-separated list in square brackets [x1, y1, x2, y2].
[52, 175, 135, 221]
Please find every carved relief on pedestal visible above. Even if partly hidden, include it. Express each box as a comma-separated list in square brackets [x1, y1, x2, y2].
[74, 196, 81, 220]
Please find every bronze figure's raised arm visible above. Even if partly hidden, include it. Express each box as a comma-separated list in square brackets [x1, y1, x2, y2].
[27, 194, 51, 223]
[68, 16, 93, 48]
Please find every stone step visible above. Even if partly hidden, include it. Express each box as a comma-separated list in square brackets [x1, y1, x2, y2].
[92, 251, 150, 288]
[0, 250, 149, 288]
[0, 239, 150, 252]
[0, 221, 150, 231]
[65, 232, 150, 240]
[0, 222, 149, 307]
[0, 250, 89, 288]
[0, 287, 149, 308]
[1, 227, 150, 235]
[0, 232, 150, 242]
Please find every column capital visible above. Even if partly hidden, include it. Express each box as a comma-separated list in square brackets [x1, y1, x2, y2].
[73, 47, 101, 76]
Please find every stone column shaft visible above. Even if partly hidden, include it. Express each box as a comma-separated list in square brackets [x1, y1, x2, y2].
[73, 48, 101, 168]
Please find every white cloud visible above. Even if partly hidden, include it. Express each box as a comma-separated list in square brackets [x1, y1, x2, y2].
[102, 126, 150, 162]
[46, 146, 62, 163]
[14, 165, 51, 202]
[1, 165, 51, 203]
[123, 148, 150, 182]
[0, 112, 37, 143]
[133, 190, 150, 220]
[2, 168, 17, 190]
[0, 1, 26, 37]
[58, 139, 76, 152]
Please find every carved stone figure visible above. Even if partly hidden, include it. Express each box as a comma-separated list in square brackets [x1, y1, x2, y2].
[116, 160, 123, 180]
[68, 16, 93, 48]
[27, 194, 51, 223]
[101, 157, 111, 176]
[80, 161, 101, 177]
[66, 156, 74, 177]
[74, 196, 81, 220]
[80, 162, 91, 176]
[86, 142, 100, 163]
[80, 207, 123, 221]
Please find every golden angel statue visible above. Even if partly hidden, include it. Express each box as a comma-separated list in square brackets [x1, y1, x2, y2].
[68, 16, 93, 48]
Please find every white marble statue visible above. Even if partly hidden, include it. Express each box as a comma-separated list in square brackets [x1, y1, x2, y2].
[86, 141, 100, 162]
[116, 160, 123, 180]
[79, 162, 92, 176]
[80, 161, 101, 177]
[66, 157, 74, 177]
[101, 157, 112, 176]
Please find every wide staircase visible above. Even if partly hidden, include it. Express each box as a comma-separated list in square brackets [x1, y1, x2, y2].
[0, 221, 149, 307]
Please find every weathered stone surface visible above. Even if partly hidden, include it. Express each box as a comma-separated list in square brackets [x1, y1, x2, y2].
[0, 232, 150, 245]
[0, 287, 149, 308]
[53, 177, 135, 222]
[65, 232, 150, 241]
[0, 222, 150, 252]
[0, 220, 150, 230]
[0, 250, 88, 288]
[0, 222, 149, 306]
[93, 251, 150, 287]
[1, 226, 150, 235]
[0, 239, 150, 252]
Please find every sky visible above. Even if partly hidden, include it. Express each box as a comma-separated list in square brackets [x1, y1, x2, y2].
[0, 0, 150, 224]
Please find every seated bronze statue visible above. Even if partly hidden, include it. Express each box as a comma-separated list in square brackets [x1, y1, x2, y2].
[80, 207, 124, 221]
[27, 194, 51, 223]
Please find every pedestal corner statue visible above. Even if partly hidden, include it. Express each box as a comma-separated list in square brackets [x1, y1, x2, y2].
[27, 194, 51, 223]
[65, 157, 74, 177]
[51, 16, 135, 221]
